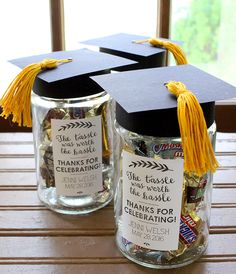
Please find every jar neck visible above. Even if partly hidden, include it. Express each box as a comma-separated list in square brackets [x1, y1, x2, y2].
[115, 102, 215, 137]
[115, 120, 216, 140]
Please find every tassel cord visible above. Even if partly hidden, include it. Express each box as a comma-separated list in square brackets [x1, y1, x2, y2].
[0, 58, 72, 127]
[166, 81, 219, 176]
[133, 38, 188, 65]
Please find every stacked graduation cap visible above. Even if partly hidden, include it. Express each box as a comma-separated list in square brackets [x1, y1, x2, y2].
[91, 64, 236, 136]
[0, 47, 138, 214]
[9, 48, 137, 99]
[0, 48, 136, 127]
[82, 33, 177, 71]
[91, 64, 236, 175]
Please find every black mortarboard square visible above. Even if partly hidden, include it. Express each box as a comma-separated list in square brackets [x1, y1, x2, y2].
[81, 33, 171, 71]
[91, 64, 236, 137]
[9, 48, 136, 99]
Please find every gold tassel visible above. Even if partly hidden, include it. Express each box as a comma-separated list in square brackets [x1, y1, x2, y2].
[0, 58, 72, 127]
[166, 81, 219, 176]
[133, 38, 188, 65]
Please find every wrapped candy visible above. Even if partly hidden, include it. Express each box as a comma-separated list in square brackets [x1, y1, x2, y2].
[1, 48, 134, 215]
[90, 63, 236, 268]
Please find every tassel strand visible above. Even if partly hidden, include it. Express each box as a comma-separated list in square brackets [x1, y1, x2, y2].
[0, 58, 72, 127]
[166, 81, 219, 176]
[133, 38, 188, 65]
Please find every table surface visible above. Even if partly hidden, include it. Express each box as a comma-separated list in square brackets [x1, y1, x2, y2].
[0, 132, 235, 274]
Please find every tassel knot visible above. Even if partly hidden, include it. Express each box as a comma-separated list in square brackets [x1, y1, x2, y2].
[40, 59, 59, 70]
[166, 81, 219, 176]
[133, 38, 188, 65]
[149, 38, 165, 47]
[165, 81, 188, 97]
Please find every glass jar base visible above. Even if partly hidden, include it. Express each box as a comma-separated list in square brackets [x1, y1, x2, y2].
[38, 188, 113, 215]
[116, 233, 207, 269]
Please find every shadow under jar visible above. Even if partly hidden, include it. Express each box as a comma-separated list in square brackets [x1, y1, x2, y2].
[32, 91, 113, 215]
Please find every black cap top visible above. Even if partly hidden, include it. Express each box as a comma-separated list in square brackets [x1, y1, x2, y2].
[9, 48, 136, 99]
[91, 64, 236, 137]
[82, 33, 166, 57]
[81, 33, 179, 71]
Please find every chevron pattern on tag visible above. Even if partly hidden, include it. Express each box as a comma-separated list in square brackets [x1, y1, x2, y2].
[129, 160, 173, 172]
[58, 121, 94, 131]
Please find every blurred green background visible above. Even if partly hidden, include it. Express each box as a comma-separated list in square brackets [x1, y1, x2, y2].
[171, 0, 236, 86]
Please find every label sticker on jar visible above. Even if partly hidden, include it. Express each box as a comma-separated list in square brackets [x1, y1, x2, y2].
[51, 116, 103, 196]
[122, 150, 184, 251]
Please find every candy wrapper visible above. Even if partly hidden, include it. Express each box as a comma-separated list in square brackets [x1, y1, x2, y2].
[39, 103, 112, 192]
[40, 145, 55, 188]
[116, 131, 211, 265]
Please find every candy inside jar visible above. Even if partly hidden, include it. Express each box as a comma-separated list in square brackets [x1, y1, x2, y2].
[90, 63, 236, 268]
[32, 91, 114, 214]
[114, 123, 215, 268]
[0, 48, 135, 215]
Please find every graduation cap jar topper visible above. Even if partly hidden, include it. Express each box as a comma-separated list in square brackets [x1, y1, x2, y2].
[82, 33, 187, 71]
[0, 48, 136, 215]
[91, 65, 236, 268]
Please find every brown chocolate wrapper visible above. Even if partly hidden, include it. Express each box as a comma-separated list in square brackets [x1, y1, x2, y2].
[185, 173, 207, 203]
[168, 241, 187, 260]
[97, 101, 111, 165]
[42, 108, 68, 130]
[40, 145, 55, 188]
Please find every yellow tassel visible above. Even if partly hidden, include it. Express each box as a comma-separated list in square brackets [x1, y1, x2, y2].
[0, 58, 72, 127]
[166, 81, 219, 176]
[133, 38, 188, 65]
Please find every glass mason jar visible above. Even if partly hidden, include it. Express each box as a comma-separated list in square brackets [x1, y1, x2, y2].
[31, 91, 114, 215]
[114, 103, 216, 269]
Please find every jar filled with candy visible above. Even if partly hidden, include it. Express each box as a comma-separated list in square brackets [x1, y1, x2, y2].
[89, 64, 231, 268]
[28, 48, 134, 214]
[32, 91, 114, 214]
[114, 121, 216, 268]
[0, 48, 135, 215]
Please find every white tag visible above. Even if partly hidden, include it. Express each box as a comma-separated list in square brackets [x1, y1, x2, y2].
[122, 150, 184, 251]
[51, 116, 103, 196]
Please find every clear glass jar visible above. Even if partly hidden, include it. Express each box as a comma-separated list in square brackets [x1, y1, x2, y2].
[31, 91, 113, 215]
[114, 121, 216, 269]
